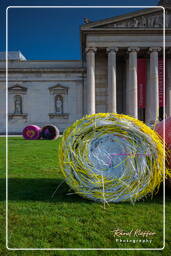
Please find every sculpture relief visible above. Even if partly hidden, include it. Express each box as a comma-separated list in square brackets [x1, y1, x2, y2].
[14, 95, 22, 114]
[108, 13, 168, 28]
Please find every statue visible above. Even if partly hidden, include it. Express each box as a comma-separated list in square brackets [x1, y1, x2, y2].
[127, 20, 133, 27]
[55, 95, 63, 114]
[133, 18, 139, 27]
[141, 16, 147, 27]
[14, 95, 22, 114]
[154, 15, 163, 27]
[166, 13, 171, 27]
[158, 0, 171, 6]
[148, 16, 155, 27]
[83, 18, 93, 24]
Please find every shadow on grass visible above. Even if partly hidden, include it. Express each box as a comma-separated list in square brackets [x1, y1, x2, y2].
[0, 178, 93, 204]
[0, 178, 170, 204]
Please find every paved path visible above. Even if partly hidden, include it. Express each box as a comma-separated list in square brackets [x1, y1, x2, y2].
[0, 135, 22, 137]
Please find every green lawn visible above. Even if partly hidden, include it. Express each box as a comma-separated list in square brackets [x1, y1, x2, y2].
[0, 137, 171, 256]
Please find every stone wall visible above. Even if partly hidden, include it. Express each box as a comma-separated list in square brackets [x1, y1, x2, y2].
[0, 60, 84, 134]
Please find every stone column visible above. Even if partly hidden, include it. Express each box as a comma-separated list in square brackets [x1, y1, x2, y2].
[126, 47, 139, 119]
[146, 47, 161, 124]
[107, 47, 118, 113]
[86, 47, 97, 114]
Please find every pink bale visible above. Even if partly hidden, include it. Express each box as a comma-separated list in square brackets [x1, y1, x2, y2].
[22, 125, 41, 140]
[155, 117, 171, 188]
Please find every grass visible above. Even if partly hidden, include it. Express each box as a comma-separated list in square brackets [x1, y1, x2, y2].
[0, 137, 171, 256]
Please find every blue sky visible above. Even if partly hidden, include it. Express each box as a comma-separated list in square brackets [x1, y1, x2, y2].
[0, 0, 159, 60]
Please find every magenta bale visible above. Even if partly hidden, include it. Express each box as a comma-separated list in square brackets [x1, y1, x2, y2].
[22, 125, 41, 140]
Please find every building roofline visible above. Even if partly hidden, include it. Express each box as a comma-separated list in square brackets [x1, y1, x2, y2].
[0, 59, 81, 62]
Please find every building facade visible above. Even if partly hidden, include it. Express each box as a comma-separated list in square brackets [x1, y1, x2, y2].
[0, 1, 171, 134]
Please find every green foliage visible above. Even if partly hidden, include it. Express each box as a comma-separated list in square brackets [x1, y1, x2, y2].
[0, 137, 170, 256]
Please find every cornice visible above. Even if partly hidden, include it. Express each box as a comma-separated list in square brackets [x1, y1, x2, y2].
[83, 28, 165, 34]
[0, 68, 85, 73]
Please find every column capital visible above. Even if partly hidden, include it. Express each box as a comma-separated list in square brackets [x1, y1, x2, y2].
[106, 47, 119, 53]
[128, 47, 140, 53]
[149, 47, 161, 53]
[85, 47, 97, 54]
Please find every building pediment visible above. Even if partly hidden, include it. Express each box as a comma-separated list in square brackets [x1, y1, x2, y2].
[96, 12, 164, 29]
[81, 8, 171, 30]
[8, 84, 27, 94]
[48, 84, 68, 95]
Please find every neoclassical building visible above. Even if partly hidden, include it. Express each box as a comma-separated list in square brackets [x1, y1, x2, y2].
[0, 0, 171, 134]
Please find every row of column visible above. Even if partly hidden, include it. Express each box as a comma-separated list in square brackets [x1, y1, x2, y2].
[86, 46, 162, 123]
